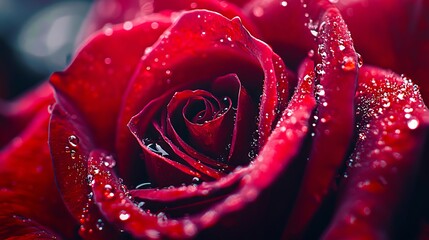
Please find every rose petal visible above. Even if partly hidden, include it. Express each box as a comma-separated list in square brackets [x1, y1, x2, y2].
[0, 82, 53, 148]
[243, 0, 315, 69]
[211, 74, 258, 165]
[152, 0, 261, 37]
[78, 0, 261, 46]
[336, 0, 429, 104]
[322, 67, 429, 239]
[50, 13, 171, 153]
[0, 109, 75, 239]
[0, 215, 62, 239]
[90, 64, 315, 238]
[167, 89, 232, 159]
[284, 6, 358, 238]
[49, 104, 121, 239]
[120, 10, 280, 180]
[128, 85, 228, 186]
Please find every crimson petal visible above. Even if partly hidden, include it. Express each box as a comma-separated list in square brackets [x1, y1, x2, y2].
[50, 13, 171, 153]
[0, 109, 74, 239]
[284, 6, 358, 237]
[322, 66, 429, 239]
[0, 215, 61, 239]
[120, 10, 282, 180]
[243, 0, 315, 69]
[90, 61, 315, 238]
[49, 104, 121, 239]
[0, 82, 53, 148]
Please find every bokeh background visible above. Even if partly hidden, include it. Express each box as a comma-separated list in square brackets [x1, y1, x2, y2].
[0, 0, 93, 100]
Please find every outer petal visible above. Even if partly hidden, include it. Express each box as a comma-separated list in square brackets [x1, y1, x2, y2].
[0, 82, 53, 148]
[0, 109, 75, 239]
[336, 0, 429, 104]
[322, 66, 429, 239]
[78, 0, 260, 44]
[51, 13, 172, 151]
[283, 5, 358, 238]
[49, 13, 177, 239]
[243, 0, 316, 69]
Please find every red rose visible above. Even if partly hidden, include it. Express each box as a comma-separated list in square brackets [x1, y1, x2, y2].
[1, 0, 429, 239]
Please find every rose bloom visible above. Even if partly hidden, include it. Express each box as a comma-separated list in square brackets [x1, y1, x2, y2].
[1, 0, 429, 239]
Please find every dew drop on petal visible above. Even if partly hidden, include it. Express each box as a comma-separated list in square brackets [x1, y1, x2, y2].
[96, 219, 104, 230]
[281, 1, 288, 7]
[407, 118, 419, 130]
[315, 63, 325, 75]
[103, 155, 116, 168]
[151, 22, 159, 30]
[341, 56, 356, 71]
[103, 26, 113, 36]
[47, 104, 54, 114]
[119, 210, 130, 221]
[252, 6, 264, 17]
[192, 177, 200, 184]
[103, 184, 115, 200]
[68, 135, 79, 147]
[123, 21, 133, 30]
[357, 53, 363, 67]
[316, 84, 325, 96]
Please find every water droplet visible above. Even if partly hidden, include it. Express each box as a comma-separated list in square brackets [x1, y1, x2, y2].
[308, 19, 319, 37]
[357, 53, 363, 67]
[68, 135, 79, 147]
[103, 184, 115, 200]
[96, 219, 104, 230]
[183, 221, 197, 236]
[47, 104, 54, 114]
[252, 6, 264, 17]
[157, 212, 167, 224]
[192, 177, 200, 183]
[123, 21, 133, 30]
[119, 210, 130, 221]
[339, 44, 345, 51]
[103, 26, 113, 36]
[404, 107, 413, 113]
[87, 174, 94, 186]
[310, 29, 318, 37]
[104, 58, 112, 65]
[407, 118, 419, 130]
[329, 0, 339, 3]
[316, 84, 325, 96]
[103, 155, 116, 168]
[382, 98, 390, 108]
[341, 56, 356, 71]
[151, 22, 159, 30]
[144, 47, 153, 55]
[70, 149, 77, 159]
[315, 63, 325, 75]
[281, 1, 288, 7]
